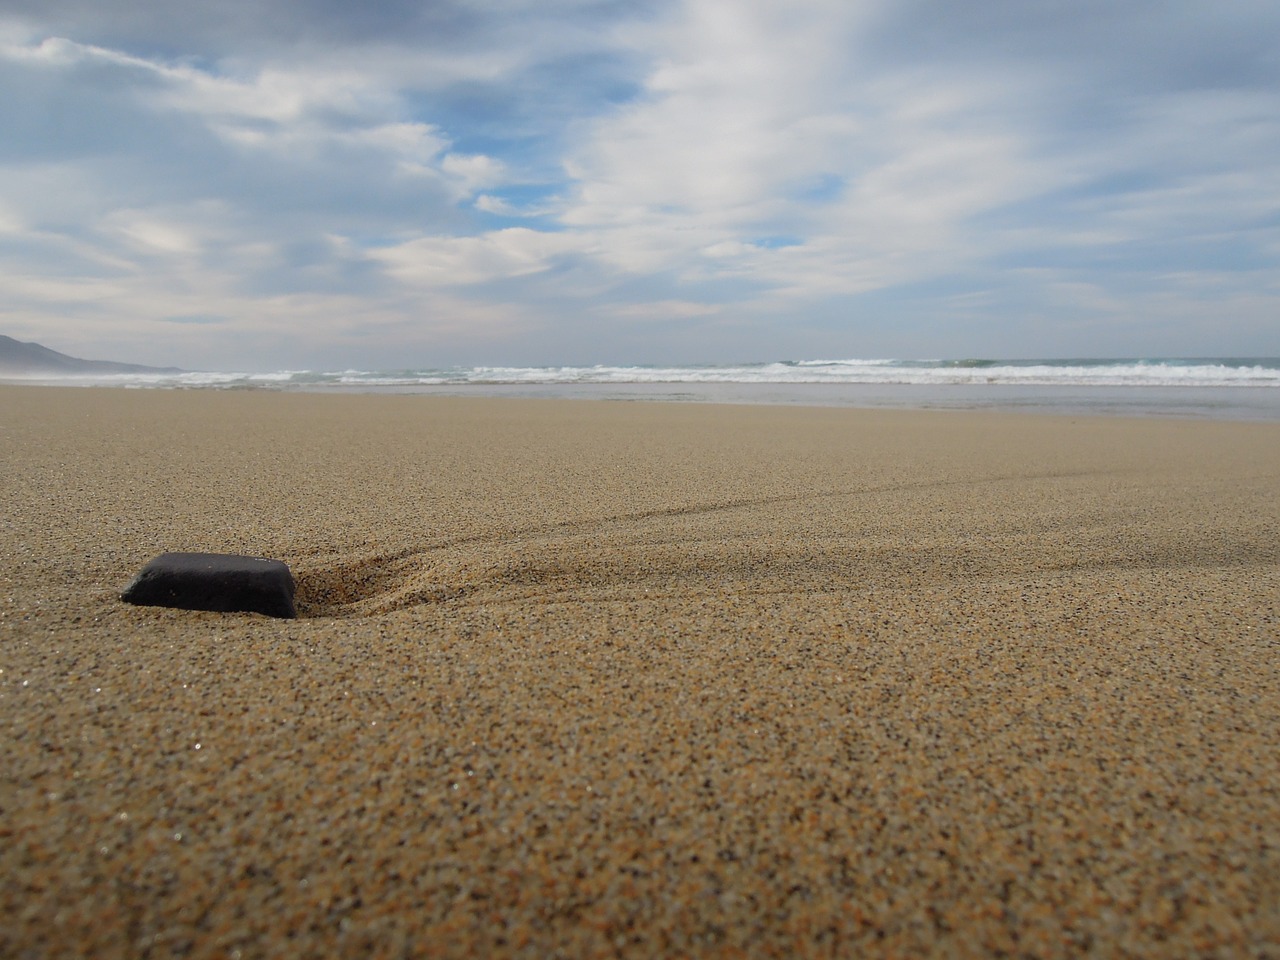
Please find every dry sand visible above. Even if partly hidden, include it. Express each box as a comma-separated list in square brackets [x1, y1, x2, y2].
[3, 386, 1279, 958]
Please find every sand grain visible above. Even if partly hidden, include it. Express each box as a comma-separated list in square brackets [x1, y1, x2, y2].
[2, 387, 1278, 957]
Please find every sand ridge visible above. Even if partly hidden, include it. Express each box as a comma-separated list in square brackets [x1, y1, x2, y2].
[2, 386, 1279, 957]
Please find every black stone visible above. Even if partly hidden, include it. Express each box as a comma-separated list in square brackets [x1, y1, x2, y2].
[121, 552, 297, 618]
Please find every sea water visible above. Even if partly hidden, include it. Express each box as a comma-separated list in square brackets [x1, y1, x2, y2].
[11, 357, 1280, 421]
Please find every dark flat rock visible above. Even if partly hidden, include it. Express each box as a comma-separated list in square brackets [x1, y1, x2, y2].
[121, 552, 296, 618]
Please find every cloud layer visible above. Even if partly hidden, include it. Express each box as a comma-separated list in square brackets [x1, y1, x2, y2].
[2, 0, 1278, 368]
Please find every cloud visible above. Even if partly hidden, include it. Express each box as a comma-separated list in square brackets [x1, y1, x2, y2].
[474, 194, 520, 216]
[609, 299, 721, 321]
[370, 228, 584, 287]
[554, 1, 1061, 298]
[0, 201, 22, 234]
[0, 0, 1277, 367]
[103, 208, 204, 255]
[0, 0, 661, 59]
[162, 313, 226, 325]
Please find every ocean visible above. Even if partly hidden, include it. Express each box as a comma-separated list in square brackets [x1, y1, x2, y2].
[9, 357, 1280, 421]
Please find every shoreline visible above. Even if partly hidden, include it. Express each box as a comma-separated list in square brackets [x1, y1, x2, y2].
[3, 386, 1278, 956]
[3, 377, 1280, 421]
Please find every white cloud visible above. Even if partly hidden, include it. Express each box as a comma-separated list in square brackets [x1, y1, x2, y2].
[1, 0, 1278, 366]
[0, 202, 21, 234]
[3, 273, 125, 303]
[609, 300, 722, 321]
[370, 228, 584, 287]
[474, 194, 517, 215]
[548, 10, 1040, 305]
[102, 209, 203, 255]
[0, 34, 392, 126]
[440, 152, 507, 194]
[0, 32, 504, 205]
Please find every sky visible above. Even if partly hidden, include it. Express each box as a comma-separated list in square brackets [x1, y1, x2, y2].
[1, 0, 1278, 370]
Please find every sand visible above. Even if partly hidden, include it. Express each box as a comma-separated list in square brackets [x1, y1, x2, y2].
[2, 385, 1278, 958]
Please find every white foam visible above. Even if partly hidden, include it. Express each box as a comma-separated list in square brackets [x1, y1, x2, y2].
[13, 358, 1277, 390]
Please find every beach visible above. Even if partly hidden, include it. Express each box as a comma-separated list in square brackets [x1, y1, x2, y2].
[3, 385, 1279, 956]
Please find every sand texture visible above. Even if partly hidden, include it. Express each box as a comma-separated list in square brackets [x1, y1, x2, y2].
[3, 386, 1279, 958]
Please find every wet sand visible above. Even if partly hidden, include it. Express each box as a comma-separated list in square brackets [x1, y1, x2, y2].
[3, 386, 1278, 957]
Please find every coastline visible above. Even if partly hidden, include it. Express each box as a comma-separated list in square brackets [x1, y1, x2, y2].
[308, 380, 1280, 421]
[4, 354, 1279, 422]
[4, 376, 1280, 421]
[3, 386, 1279, 956]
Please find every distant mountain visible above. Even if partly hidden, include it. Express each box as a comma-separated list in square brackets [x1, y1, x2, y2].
[0, 335, 183, 376]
